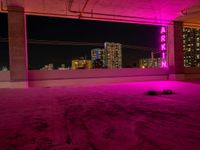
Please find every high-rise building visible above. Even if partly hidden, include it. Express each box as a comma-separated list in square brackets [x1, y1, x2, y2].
[104, 42, 122, 68]
[91, 48, 106, 68]
[183, 27, 200, 67]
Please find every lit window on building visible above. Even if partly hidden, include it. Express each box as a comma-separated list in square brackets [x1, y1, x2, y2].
[183, 27, 200, 67]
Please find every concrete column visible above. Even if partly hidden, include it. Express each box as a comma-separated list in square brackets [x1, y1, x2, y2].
[167, 21, 184, 80]
[8, 6, 28, 81]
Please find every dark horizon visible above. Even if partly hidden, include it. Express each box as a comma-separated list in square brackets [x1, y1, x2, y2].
[26, 15, 160, 47]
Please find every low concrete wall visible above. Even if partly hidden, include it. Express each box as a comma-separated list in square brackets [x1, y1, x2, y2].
[184, 67, 200, 80]
[0, 71, 10, 82]
[0, 68, 168, 88]
[28, 68, 169, 81]
[1, 68, 200, 88]
[28, 75, 168, 88]
[184, 67, 200, 74]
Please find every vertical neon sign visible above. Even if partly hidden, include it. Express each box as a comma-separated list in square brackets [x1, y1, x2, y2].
[160, 26, 167, 68]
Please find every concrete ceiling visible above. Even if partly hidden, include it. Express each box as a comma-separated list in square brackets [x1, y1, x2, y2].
[1, 0, 200, 25]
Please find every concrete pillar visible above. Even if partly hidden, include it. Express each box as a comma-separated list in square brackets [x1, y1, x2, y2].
[167, 21, 184, 80]
[8, 6, 28, 81]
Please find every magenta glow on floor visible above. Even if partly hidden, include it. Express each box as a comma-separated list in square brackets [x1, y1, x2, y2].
[0, 81, 200, 150]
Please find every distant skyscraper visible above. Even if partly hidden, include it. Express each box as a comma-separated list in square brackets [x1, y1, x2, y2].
[91, 48, 106, 68]
[104, 42, 122, 68]
[183, 27, 200, 67]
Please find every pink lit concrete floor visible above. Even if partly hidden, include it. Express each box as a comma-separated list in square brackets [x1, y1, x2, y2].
[0, 81, 200, 150]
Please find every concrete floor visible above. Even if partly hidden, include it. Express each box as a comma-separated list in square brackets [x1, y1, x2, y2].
[0, 81, 200, 150]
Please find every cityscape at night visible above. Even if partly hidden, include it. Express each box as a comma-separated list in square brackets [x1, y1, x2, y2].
[26, 15, 161, 70]
[0, 13, 161, 70]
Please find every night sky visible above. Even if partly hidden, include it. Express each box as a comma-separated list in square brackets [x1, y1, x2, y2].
[0, 13, 161, 69]
[0, 13, 9, 68]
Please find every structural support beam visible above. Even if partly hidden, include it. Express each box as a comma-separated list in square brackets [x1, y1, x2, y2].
[168, 21, 184, 80]
[8, 6, 28, 81]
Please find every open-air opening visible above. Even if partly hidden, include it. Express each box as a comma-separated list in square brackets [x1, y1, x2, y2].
[0, 13, 9, 72]
[27, 15, 165, 71]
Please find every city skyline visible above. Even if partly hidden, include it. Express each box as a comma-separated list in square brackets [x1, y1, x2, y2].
[40, 42, 122, 70]
[0, 13, 161, 69]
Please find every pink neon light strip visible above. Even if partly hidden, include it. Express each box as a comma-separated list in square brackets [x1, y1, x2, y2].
[160, 26, 167, 68]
